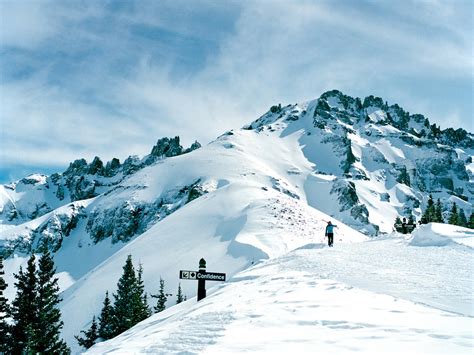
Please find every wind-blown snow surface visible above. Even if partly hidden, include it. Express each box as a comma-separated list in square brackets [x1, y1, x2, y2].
[87, 226, 473, 354]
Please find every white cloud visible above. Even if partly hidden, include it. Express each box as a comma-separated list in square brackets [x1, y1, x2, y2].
[0, 0, 472, 177]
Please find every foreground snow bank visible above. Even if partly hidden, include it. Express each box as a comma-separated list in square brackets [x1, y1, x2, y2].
[408, 223, 474, 248]
[87, 238, 473, 354]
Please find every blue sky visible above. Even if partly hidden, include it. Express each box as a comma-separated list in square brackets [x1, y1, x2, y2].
[0, 0, 472, 183]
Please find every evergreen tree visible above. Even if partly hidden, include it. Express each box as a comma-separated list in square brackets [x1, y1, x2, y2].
[75, 316, 98, 349]
[448, 203, 459, 225]
[458, 209, 468, 227]
[434, 199, 444, 223]
[176, 283, 184, 304]
[34, 250, 70, 353]
[152, 278, 167, 313]
[0, 256, 11, 354]
[98, 291, 114, 340]
[133, 264, 151, 323]
[469, 212, 474, 229]
[421, 195, 435, 224]
[10, 255, 38, 354]
[112, 255, 139, 336]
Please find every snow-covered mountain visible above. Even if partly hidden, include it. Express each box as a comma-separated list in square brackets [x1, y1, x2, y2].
[1, 90, 473, 353]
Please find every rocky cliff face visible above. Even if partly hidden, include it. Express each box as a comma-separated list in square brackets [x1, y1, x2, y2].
[0, 137, 202, 256]
[246, 90, 472, 234]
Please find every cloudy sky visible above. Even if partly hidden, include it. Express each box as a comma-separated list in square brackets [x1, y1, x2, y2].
[0, 0, 472, 183]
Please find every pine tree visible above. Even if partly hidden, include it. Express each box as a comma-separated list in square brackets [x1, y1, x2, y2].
[98, 291, 114, 340]
[434, 199, 444, 223]
[75, 316, 98, 349]
[469, 212, 474, 229]
[10, 255, 38, 354]
[0, 257, 11, 354]
[112, 255, 139, 336]
[152, 278, 167, 313]
[133, 264, 151, 323]
[421, 194, 436, 224]
[176, 283, 184, 304]
[448, 203, 459, 225]
[458, 209, 468, 227]
[34, 250, 70, 353]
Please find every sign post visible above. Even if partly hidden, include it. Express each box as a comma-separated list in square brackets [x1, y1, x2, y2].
[197, 258, 206, 301]
[179, 258, 226, 301]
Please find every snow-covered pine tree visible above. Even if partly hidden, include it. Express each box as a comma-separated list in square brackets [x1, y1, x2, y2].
[34, 250, 70, 353]
[10, 255, 38, 354]
[98, 291, 114, 340]
[112, 255, 139, 336]
[75, 316, 98, 349]
[0, 257, 11, 354]
[176, 283, 184, 304]
[151, 277, 167, 313]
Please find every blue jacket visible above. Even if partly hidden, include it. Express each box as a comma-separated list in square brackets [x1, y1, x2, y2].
[325, 224, 336, 234]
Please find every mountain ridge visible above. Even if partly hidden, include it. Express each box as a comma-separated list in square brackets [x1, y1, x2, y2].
[1, 90, 473, 257]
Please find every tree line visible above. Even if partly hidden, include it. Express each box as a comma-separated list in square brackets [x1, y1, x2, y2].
[0, 253, 186, 353]
[75, 254, 185, 350]
[420, 195, 473, 228]
[395, 195, 474, 233]
[0, 250, 70, 354]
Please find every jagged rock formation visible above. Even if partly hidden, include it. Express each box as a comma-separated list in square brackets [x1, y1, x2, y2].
[0, 137, 202, 256]
[246, 90, 472, 234]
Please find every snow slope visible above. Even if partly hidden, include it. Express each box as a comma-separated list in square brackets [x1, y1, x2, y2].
[3, 127, 366, 352]
[87, 225, 473, 354]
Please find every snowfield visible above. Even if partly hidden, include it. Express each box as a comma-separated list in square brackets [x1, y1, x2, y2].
[87, 225, 473, 354]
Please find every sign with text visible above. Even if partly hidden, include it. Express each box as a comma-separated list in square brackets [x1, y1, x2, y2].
[180, 258, 226, 301]
[180, 270, 226, 282]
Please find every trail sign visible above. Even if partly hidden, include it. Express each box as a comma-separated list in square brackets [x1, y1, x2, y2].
[196, 271, 226, 281]
[179, 270, 197, 280]
[179, 258, 226, 301]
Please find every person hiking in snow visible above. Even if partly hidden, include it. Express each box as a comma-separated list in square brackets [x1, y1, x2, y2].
[325, 221, 337, 247]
